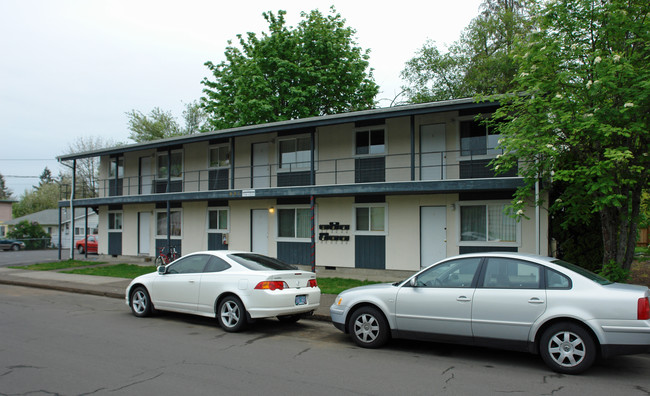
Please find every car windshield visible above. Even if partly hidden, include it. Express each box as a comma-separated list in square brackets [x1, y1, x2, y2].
[551, 259, 613, 285]
[228, 253, 298, 271]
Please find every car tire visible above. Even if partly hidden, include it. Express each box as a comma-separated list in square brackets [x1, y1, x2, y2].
[539, 322, 596, 374]
[348, 306, 389, 348]
[218, 296, 247, 332]
[78, 246, 85, 254]
[130, 286, 153, 318]
[11, 244, 20, 251]
[277, 314, 302, 323]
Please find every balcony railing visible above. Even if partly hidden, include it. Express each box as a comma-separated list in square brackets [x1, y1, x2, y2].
[60, 148, 517, 200]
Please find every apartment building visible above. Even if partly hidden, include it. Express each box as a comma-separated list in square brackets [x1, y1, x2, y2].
[57, 98, 548, 273]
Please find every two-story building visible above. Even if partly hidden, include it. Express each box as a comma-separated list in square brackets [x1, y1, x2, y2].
[57, 98, 548, 274]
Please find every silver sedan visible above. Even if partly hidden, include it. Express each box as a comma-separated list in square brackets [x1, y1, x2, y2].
[330, 253, 650, 374]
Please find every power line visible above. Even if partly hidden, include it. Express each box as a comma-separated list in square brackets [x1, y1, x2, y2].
[0, 159, 57, 161]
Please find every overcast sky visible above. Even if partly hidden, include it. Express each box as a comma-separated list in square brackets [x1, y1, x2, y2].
[0, 0, 484, 196]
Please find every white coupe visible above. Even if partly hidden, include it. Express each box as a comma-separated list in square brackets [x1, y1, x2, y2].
[126, 251, 321, 332]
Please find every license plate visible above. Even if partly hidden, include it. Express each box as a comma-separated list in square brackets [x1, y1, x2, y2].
[295, 295, 307, 305]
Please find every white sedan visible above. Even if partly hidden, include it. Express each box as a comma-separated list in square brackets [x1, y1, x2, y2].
[126, 251, 321, 332]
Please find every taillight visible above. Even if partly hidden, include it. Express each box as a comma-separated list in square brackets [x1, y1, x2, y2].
[254, 281, 288, 291]
[308, 279, 318, 288]
[638, 297, 650, 320]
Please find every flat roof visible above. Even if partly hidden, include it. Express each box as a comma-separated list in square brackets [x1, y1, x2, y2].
[57, 97, 498, 162]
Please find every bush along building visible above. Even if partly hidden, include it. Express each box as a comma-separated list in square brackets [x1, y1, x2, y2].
[57, 98, 548, 275]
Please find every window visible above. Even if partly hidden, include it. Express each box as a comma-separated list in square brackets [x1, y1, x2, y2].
[109, 157, 124, 178]
[166, 254, 211, 274]
[278, 208, 311, 239]
[209, 145, 230, 168]
[460, 119, 500, 157]
[355, 205, 386, 233]
[208, 208, 229, 232]
[546, 268, 572, 289]
[157, 151, 183, 179]
[279, 136, 311, 170]
[460, 203, 516, 243]
[108, 212, 123, 231]
[482, 258, 541, 289]
[414, 258, 481, 288]
[156, 210, 182, 237]
[356, 129, 385, 155]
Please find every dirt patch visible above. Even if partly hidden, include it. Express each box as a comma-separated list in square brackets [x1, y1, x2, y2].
[630, 259, 650, 287]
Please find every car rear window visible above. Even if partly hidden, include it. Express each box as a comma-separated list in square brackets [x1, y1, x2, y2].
[551, 259, 613, 285]
[228, 253, 298, 271]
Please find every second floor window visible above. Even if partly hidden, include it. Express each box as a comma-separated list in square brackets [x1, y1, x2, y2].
[157, 151, 183, 179]
[356, 129, 385, 156]
[109, 157, 124, 179]
[460, 120, 500, 157]
[209, 145, 230, 168]
[279, 136, 311, 171]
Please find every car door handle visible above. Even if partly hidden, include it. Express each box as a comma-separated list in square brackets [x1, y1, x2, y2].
[528, 297, 544, 304]
[457, 296, 471, 302]
[189, 280, 196, 284]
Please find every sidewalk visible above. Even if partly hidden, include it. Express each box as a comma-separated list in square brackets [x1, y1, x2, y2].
[0, 267, 337, 321]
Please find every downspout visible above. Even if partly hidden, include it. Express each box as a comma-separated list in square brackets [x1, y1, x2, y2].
[166, 148, 171, 251]
[410, 115, 415, 181]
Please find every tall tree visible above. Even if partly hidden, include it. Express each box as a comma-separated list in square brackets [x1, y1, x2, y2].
[491, 0, 650, 273]
[126, 101, 207, 142]
[201, 7, 379, 130]
[62, 136, 118, 197]
[0, 173, 12, 199]
[401, 0, 534, 102]
[12, 182, 60, 218]
[36, 167, 54, 189]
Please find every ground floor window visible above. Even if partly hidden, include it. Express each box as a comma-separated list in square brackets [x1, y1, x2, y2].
[156, 210, 182, 237]
[278, 207, 311, 240]
[108, 212, 123, 231]
[208, 208, 229, 232]
[354, 204, 387, 234]
[459, 202, 517, 243]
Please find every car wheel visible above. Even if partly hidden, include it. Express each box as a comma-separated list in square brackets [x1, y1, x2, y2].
[539, 322, 596, 374]
[218, 296, 246, 332]
[348, 306, 389, 348]
[277, 314, 302, 323]
[11, 244, 20, 251]
[78, 246, 85, 254]
[130, 286, 153, 318]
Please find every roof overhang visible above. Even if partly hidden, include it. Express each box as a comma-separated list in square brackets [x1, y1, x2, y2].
[57, 97, 498, 162]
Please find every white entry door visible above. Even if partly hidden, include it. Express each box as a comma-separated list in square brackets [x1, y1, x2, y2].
[138, 212, 150, 255]
[420, 206, 447, 268]
[421, 124, 446, 180]
[251, 209, 269, 254]
[252, 143, 270, 188]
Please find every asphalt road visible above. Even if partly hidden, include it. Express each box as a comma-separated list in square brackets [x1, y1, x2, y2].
[1, 285, 649, 396]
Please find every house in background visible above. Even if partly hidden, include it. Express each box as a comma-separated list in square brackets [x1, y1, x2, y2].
[0, 200, 15, 237]
[8, 208, 98, 248]
[56, 98, 548, 275]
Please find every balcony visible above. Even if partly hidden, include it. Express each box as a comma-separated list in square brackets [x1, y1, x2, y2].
[60, 148, 519, 202]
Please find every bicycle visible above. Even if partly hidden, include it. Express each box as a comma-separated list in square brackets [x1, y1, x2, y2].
[155, 246, 179, 267]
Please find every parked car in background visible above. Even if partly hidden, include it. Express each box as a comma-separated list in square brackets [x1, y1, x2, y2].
[330, 252, 650, 374]
[126, 251, 321, 332]
[0, 238, 26, 251]
[75, 235, 98, 254]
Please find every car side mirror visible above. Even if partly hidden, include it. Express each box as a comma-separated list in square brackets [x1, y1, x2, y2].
[157, 266, 166, 275]
[409, 277, 418, 287]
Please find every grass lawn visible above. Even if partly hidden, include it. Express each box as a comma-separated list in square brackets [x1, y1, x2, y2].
[9, 260, 107, 271]
[62, 264, 157, 279]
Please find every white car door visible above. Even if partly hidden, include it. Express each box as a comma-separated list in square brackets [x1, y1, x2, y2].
[395, 257, 482, 339]
[471, 257, 547, 343]
[150, 254, 211, 313]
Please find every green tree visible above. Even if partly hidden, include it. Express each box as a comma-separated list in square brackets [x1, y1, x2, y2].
[36, 167, 54, 189]
[0, 172, 12, 199]
[401, 0, 534, 103]
[126, 101, 207, 142]
[6, 220, 50, 249]
[491, 0, 650, 272]
[201, 7, 379, 130]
